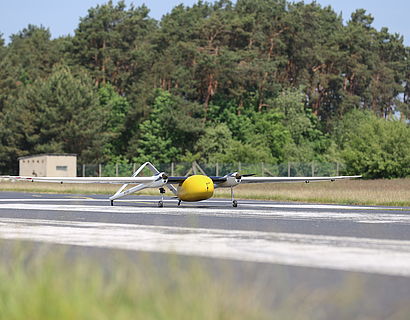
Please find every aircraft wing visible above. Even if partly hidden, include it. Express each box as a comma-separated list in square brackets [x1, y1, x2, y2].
[166, 176, 189, 184]
[6, 176, 157, 184]
[240, 175, 362, 184]
[4, 174, 361, 185]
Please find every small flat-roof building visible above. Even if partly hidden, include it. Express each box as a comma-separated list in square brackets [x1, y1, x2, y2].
[19, 154, 77, 177]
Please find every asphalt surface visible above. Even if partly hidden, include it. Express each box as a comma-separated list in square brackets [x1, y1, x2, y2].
[1, 191, 410, 318]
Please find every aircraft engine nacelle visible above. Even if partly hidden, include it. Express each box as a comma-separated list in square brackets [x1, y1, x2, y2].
[148, 172, 168, 188]
[217, 172, 242, 188]
[177, 175, 214, 202]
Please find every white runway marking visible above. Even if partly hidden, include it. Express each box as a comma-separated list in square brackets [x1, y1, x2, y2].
[0, 217, 410, 277]
[0, 197, 398, 210]
[1, 202, 410, 225]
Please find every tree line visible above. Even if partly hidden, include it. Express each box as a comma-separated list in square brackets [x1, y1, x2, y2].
[0, 0, 409, 178]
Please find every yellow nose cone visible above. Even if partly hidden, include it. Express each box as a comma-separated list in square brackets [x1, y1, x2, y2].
[178, 175, 214, 202]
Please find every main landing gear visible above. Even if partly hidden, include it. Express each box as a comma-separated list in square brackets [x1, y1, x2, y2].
[231, 187, 238, 207]
[158, 187, 166, 207]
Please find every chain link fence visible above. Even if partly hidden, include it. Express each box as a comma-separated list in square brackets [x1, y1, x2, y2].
[77, 162, 346, 177]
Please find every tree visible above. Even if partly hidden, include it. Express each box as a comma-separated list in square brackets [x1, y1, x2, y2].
[272, 88, 333, 161]
[4, 25, 61, 84]
[194, 123, 234, 163]
[194, 123, 274, 164]
[0, 25, 63, 115]
[205, 98, 291, 163]
[335, 110, 410, 178]
[0, 33, 6, 112]
[0, 32, 5, 60]
[129, 90, 204, 164]
[98, 84, 131, 157]
[71, 0, 156, 91]
[0, 65, 108, 173]
[0, 0, 409, 175]
[401, 47, 410, 119]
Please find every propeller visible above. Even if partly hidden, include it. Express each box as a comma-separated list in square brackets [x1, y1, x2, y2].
[232, 172, 255, 181]
[155, 172, 168, 183]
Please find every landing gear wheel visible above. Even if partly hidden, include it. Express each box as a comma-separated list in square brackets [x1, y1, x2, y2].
[158, 187, 166, 208]
[232, 200, 238, 207]
[178, 200, 181, 206]
[110, 200, 114, 206]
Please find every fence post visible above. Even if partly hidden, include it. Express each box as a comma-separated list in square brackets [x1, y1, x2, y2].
[238, 162, 241, 173]
[133, 163, 136, 173]
[115, 163, 118, 177]
[288, 162, 291, 177]
[311, 162, 314, 177]
[99, 164, 102, 177]
[216, 163, 219, 176]
[336, 162, 339, 176]
[171, 162, 174, 176]
[82, 164, 85, 177]
[261, 162, 264, 176]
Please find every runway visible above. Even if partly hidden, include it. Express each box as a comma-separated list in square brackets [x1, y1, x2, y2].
[0, 191, 410, 277]
[1, 191, 410, 317]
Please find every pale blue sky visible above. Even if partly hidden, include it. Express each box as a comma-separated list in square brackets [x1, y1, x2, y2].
[0, 0, 408, 45]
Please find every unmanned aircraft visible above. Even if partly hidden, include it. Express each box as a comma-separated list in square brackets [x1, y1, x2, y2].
[8, 162, 361, 207]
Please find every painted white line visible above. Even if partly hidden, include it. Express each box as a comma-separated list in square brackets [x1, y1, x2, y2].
[0, 197, 405, 211]
[0, 217, 410, 277]
[0, 202, 410, 225]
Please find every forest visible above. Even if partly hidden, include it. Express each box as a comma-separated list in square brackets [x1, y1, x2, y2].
[0, 0, 409, 178]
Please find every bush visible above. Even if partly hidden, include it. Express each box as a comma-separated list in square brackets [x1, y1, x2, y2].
[336, 110, 410, 178]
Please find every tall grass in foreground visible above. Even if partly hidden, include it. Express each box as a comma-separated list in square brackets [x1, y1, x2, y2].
[1, 178, 410, 206]
[0, 243, 268, 320]
[0, 243, 410, 320]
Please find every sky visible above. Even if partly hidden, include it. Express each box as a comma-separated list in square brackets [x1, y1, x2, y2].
[0, 0, 409, 45]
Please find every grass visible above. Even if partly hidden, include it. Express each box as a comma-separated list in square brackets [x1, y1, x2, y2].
[1, 178, 410, 206]
[1, 242, 410, 320]
[0, 243, 269, 320]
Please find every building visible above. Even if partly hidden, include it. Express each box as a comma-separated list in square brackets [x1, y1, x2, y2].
[19, 154, 77, 177]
